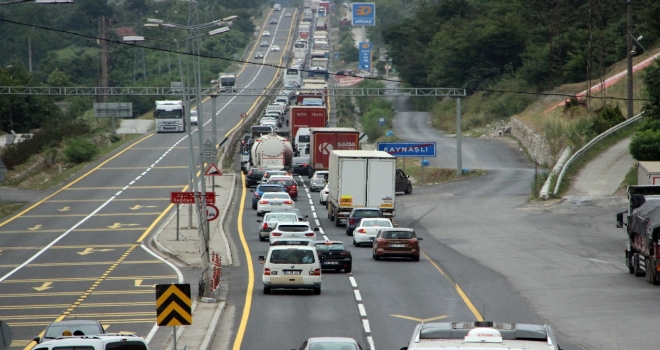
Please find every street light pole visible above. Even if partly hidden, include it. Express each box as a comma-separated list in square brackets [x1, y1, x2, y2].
[456, 97, 462, 176]
[626, 0, 634, 119]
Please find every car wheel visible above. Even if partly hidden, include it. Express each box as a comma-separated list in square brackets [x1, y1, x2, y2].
[412, 255, 420, 262]
[313, 287, 321, 295]
[263, 286, 271, 294]
[372, 251, 380, 260]
[252, 202, 257, 210]
[293, 196, 298, 201]
[259, 234, 266, 242]
[344, 265, 352, 273]
[257, 211, 264, 217]
[334, 213, 341, 227]
[405, 184, 413, 194]
[346, 227, 353, 236]
[352, 239, 356, 246]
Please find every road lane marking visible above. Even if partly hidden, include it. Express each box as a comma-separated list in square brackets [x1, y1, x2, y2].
[0, 244, 134, 250]
[232, 174, 253, 350]
[362, 319, 371, 333]
[20, 213, 161, 218]
[3, 275, 177, 283]
[45, 198, 170, 202]
[58, 206, 70, 212]
[0, 290, 154, 298]
[27, 225, 42, 231]
[390, 314, 450, 322]
[358, 304, 367, 317]
[0, 260, 161, 268]
[32, 282, 52, 291]
[354, 290, 362, 301]
[0, 301, 156, 310]
[98, 166, 188, 170]
[349, 276, 357, 287]
[63, 186, 182, 190]
[367, 337, 375, 350]
[421, 250, 484, 321]
[0, 228, 144, 234]
[77, 248, 114, 255]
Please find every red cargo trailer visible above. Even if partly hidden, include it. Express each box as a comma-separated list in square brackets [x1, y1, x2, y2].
[290, 106, 328, 140]
[309, 127, 360, 173]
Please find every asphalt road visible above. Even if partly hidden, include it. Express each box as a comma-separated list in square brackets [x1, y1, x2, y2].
[0, 9, 296, 350]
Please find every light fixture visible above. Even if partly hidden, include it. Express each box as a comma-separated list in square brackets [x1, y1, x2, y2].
[209, 27, 230, 36]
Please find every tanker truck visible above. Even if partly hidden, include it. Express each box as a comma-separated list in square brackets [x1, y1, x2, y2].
[250, 134, 294, 169]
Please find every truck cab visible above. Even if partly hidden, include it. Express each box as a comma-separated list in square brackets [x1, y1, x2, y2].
[219, 74, 237, 92]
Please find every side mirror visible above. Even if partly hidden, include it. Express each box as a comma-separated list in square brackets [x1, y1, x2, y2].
[369, 237, 375, 241]
[400, 347, 408, 350]
[616, 212, 624, 228]
[304, 215, 309, 218]
[417, 237, 423, 241]
[313, 227, 320, 231]
[258, 256, 265, 262]
[250, 190, 254, 192]
[32, 337, 40, 343]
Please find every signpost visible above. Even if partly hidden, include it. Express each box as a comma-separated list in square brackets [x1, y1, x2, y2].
[358, 42, 372, 72]
[206, 204, 220, 221]
[203, 139, 216, 164]
[351, 3, 376, 25]
[205, 163, 222, 190]
[170, 192, 216, 241]
[93, 102, 133, 134]
[156, 283, 192, 350]
[377, 142, 437, 157]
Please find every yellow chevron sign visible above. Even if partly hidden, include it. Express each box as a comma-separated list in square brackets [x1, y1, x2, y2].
[156, 284, 192, 326]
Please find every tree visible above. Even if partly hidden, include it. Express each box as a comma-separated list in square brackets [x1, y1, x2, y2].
[630, 130, 660, 161]
[642, 60, 660, 120]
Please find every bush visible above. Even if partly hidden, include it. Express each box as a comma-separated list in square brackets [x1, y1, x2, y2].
[109, 134, 121, 143]
[64, 137, 97, 163]
[592, 105, 625, 134]
[630, 129, 660, 161]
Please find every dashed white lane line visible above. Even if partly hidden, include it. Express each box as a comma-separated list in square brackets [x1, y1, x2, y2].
[362, 320, 371, 333]
[358, 304, 367, 317]
[354, 290, 362, 302]
[349, 276, 357, 288]
[367, 337, 375, 350]
[308, 199, 314, 205]
[312, 212, 318, 219]
[315, 219, 321, 227]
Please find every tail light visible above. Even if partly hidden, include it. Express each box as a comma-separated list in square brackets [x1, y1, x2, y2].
[284, 200, 293, 204]
[260, 200, 269, 204]
[272, 232, 282, 237]
[254, 192, 261, 198]
[302, 163, 308, 167]
[262, 222, 268, 230]
[349, 218, 356, 226]
[291, 184, 297, 190]
[357, 228, 366, 234]
[340, 251, 349, 255]
[304, 232, 314, 236]
[655, 242, 660, 259]
[313, 268, 321, 276]
[409, 238, 418, 244]
[248, 169, 253, 175]
[264, 268, 271, 275]
[324, 189, 329, 194]
[376, 238, 388, 245]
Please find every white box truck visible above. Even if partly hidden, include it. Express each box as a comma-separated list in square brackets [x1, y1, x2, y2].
[327, 150, 396, 226]
[638, 161, 660, 185]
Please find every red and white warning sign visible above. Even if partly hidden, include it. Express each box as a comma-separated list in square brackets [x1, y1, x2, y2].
[205, 163, 222, 176]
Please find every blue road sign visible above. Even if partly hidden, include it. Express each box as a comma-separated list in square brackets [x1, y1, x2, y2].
[352, 3, 376, 26]
[377, 142, 437, 157]
[358, 42, 372, 71]
[334, 53, 340, 59]
[378, 117, 385, 126]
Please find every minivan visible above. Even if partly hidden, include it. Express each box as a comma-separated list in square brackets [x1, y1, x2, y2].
[259, 246, 322, 295]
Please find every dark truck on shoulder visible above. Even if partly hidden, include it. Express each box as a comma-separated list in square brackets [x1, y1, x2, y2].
[616, 185, 660, 284]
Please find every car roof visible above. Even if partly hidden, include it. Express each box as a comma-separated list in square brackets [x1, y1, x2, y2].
[309, 337, 358, 343]
[276, 221, 309, 226]
[269, 175, 295, 180]
[314, 240, 344, 245]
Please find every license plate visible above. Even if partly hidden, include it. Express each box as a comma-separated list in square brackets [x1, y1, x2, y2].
[284, 270, 301, 275]
[272, 202, 282, 206]
[390, 244, 406, 248]
[324, 261, 339, 264]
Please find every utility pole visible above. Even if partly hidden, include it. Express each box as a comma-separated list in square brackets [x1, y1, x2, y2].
[28, 37, 32, 73]
[101, 16, 110, 103]
[626, 0, 633, 119]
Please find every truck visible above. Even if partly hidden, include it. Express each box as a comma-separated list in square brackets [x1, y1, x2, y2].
[303, 0, 311, 8]
[311, 57, 329, 69]
[311, 0, 320, 12]
[155, 100, 185, 133]
[638, 162, 660, 185]
[294, 128, 310, 156]
[315, 18, 327, 31]
[617, 186, 660, 284]
[250, 133, 294, 169]
[290, 106, 328, 144]
[299, 24, 311, 40]
[218, 73, 237, 92]
[309, 127, 359, 174]
[294, 91, 327, 106]
[327, 150, 397, 226]
[319, 1, 330, 13]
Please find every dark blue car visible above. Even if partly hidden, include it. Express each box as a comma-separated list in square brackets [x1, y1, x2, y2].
[250, 184, 286, 209]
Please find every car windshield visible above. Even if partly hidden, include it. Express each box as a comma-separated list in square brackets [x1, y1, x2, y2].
[277, 224, 310, 232]
[361, 219, 392, 227]
[264, 214, 298, 222]
[270, 179, 295, 186]
[262, 193, 290, 199]
[270, 249, 315, 264]
[354, 210, 382, 218]
[382, 231, 414, 239]
[315, 243, 345, 251]
[44, 323, 102, 338]
[310, 341, 358, 350]
[260, 186, 283, 192]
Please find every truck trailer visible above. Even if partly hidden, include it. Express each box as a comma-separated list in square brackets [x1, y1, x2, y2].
[327, 150, 397, 227]
[309, 127, 359, 174]
[290, 106, 328, 146]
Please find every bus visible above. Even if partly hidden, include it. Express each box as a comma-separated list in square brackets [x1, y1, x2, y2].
[283, 68, 303, 87]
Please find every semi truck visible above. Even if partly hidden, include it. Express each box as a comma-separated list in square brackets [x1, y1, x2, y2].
[309, 127, 359, 174]
[218, 73, 237, 92]
[638, 162, 660, 185]
[155, 100, 185, 133]
[316, 18, 327, 31]
[290, 106, 328, 144]
[617, 186, 660, 284]
[299, 24, 311, 40]
[250, 133, 294, 168]
[327, 150, 397, 226]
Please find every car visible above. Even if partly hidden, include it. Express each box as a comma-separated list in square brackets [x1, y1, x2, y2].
[346, 207, 384, 235]
[261, 170, 290, 184]
[260, 119, 279, 128]
[294, 58, 305, 66]
[260, 40, 269, 47]
[33, 320, 105, 343]
[314, 241, 352, 273]
[259, 245, 321, 294]
[269, 237, 314, 246]
[33, 334, 149, 350]
[188, 110, 198, 125]
[269, 208, 308, 221]
[372, 227, 423, 261]
[246, 167, 268, 187]
[270, 221, 319, 241]
[267, 175, 299, 200]
[254, 52, 264, 59]
[296, 337, 364, 350]
[353, 218, 393, 246]
[291, 156, 311, 176]
[262, 31, 271, 37]
[270, 45, 280, 52]
[309, 170, 328, 190]
[396, 168, 413, 194]
[250, 184, 286, 209]
[319, 183, 329, 205]
[285, 12, 292, 17]
[270, 18, 278, 24]
[257, 212, 298, 241]
[401, 321, 561, 350]
[257, 192, 294, 216]
[336, 69, 356, 76]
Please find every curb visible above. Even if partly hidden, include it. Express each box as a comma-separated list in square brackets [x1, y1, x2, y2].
[200, 301, 226, 350]
[213, 172, 236, 266]
[150, 209, 196, 267]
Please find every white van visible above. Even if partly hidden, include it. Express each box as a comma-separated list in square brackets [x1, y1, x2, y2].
[259, 246, 322, 294]
[33, 334, 149, 350]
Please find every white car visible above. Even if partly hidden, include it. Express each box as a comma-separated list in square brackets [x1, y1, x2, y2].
[189, 110, 198, 125]
[319, 184, 329, 205]
[259, 116, 279, 125]
[271, 45, 280, 52]
[353, 218, 394, 246]
[310, 170, 328, 191]
[285, 12, 292, 17]
[269, 221, 319, 241]
[263, 31, 271, 37]
[257, 212, 299, 241]
[257, 192, 294, 216]
[259, 246, 321, 294]
[261, 170, 290, 184]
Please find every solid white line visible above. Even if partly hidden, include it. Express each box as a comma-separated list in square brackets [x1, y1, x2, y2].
[358, 303, 367, 317]
[367, 336, 375, 350]
[362, 319, 371, 333]
[141, 243, 183, 282]
[354, 290, 362, 301]
[349, 276, 357, 288]
[0, 195, 117, 282]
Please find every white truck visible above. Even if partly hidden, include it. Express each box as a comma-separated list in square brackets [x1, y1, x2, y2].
[218, 73, 237, 92]
[294, 127, 310, 156]
[327, 150, 397, 226]
[155, 100, 185, 133]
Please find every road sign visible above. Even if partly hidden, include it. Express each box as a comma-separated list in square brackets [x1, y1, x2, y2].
[205, 163, 222, 176]
[170, 192, 216, 205]
[377, 142, 437, 157]
[156, 284, 192, 326]
[358, 42, 372, 71]
[207, 204, 220, 221]
[334, 53, 340, 59]
[240, 112, 246, 119]
[351, 3, 376, 26]
[378, 117, 385, 126]
[203, 139, 217, 163]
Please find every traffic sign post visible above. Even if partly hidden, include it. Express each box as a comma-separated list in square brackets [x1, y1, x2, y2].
[351, 3, 376, 26]
[358, 42, 372, 72]
[377, 142, 437, 157]
[206, 204, 220, 221]
[170, 192, 216, 205]
[156, 283, 191, 350]
[203, 139, 217, 164]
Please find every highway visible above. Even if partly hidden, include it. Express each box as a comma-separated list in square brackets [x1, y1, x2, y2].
[0, 8, 297, 350]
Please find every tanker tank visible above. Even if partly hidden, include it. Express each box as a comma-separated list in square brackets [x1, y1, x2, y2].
[250, 134, 293, 168]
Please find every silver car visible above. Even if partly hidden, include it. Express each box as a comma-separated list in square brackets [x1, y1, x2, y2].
[257, 212, 298, 241]
[310, 170, 328, 191]
[256, 192, 294, 216]
[269, 222, 319, 241]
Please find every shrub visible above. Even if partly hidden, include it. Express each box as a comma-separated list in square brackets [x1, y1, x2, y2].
[109, 134, 121, 143]
[64, 137, 97, 163]
[592, 105, 625, 134]
[630, 129, 660, 161]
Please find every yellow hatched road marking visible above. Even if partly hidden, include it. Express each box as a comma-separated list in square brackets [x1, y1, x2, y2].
[0, 260, 162, 268]
[3, 312, 156, 320]
[46, 198, 170, 202]
[0, 301, 155, 310]
[3, 275, 177, 283]
[1, 244, 134, 250]
[21, 212, 162, 218]
[64, 186, 181, 190]
[0, 290, 154, 298]
[1, 228, 144, 234]
[10, 318, 156, 327]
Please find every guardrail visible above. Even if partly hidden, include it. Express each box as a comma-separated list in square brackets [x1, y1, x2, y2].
[553, 112, 644, 195]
